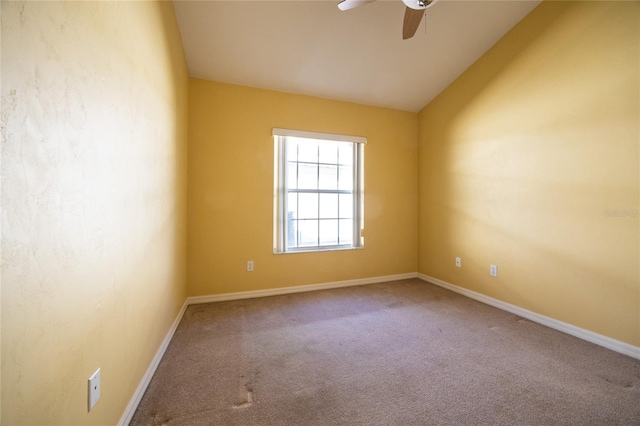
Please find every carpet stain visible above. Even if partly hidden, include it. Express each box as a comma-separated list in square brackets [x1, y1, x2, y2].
[602, 376, 637, 390]
[150, 411, 171, 426]
[233, 387, 254, 409]
[187, 305, 206, 316]
[233, 374, 256, 409]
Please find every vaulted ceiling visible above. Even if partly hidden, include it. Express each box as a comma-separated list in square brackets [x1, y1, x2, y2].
[173, 0, 541, 112]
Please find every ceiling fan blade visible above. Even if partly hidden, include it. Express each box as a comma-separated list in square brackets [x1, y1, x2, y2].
[402, 6, 424, 40]
[338, 0, 376, 11]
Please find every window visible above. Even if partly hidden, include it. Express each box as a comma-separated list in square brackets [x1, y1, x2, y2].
[273, 128, 365, 253]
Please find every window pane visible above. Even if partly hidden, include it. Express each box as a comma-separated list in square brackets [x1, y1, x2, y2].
[287, 218, 298, 247]
[338, 143, 353, 165]
[297, 140, 318, 163]
[338, 165, 353, 191]
[319, 219, 338, 246]
[339, 193, 352, 218]
[318, 141, 338, 164]
[287, 162, 297, 189]
[298, 163, 317, 190]
[287, 139, 298, 162]
[298, 193, 318, 219]
[339, 219, 353, 245]
[298, 220, 318, 247]
[318, 164, 337, 190]
[319, 193, 338, 219]
[287, 193, 298, 220]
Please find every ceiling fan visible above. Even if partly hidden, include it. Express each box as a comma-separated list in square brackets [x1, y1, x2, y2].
[338, 0, 438, 40]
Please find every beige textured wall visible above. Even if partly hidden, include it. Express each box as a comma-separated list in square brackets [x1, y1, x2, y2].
[188, 79, 418, 296]
[1, 1, 188, 424]
[418, 1, 639, 346]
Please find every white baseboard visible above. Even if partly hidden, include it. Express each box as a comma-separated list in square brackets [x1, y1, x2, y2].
[118, 300, 189, 426]
[187, 272, 418, 305]
[417, 273, 640, 361]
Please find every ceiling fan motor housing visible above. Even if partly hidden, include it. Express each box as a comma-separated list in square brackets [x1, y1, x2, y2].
[402, 0, 436, 10]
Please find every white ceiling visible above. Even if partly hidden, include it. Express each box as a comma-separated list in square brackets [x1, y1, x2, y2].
[173, 0, 541, 113]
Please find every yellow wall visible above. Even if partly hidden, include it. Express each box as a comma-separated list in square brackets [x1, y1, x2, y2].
[1, 1, 188, 424]
[418, 1, 639, 346]
[2, 1, 639, 424]
[188, 79, 418, 296]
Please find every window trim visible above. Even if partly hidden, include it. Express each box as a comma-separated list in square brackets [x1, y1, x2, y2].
[273, 128, 365, 254]
[272, 128, 367, 145]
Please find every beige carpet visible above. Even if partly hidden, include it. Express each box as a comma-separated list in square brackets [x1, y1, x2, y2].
[131, 279, 640, 425]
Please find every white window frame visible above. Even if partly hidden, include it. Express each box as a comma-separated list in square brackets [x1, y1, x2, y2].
[273, 128, 365, 253]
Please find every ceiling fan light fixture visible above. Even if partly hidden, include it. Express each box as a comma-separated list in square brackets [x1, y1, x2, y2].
[402, 0, 436, 10]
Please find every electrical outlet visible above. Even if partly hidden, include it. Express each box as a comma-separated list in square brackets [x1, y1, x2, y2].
[455, 257, 461, 268]
[247, 261, 254, 272]
[490, 264, 498, 277]
[88, 368, 101, 412]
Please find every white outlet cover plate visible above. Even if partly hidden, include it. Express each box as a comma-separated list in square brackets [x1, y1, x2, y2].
[490, 265, 498, 277]
[88, 368, 101, 412]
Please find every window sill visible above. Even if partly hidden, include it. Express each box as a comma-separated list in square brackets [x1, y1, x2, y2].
[273, 246, 364, 255]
